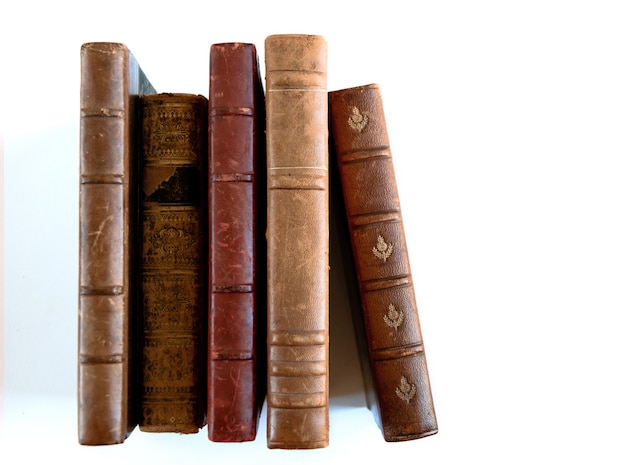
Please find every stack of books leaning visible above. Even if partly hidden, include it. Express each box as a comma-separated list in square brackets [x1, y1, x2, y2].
[78, 35, 437, 449]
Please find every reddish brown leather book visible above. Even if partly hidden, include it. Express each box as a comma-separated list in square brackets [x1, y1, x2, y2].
[207, 42, 266, 442]
[265, 34, 330, 449]
[78, 42, 155, 445]
[329, 83, 438, 442]
[138, 93, 207, 433]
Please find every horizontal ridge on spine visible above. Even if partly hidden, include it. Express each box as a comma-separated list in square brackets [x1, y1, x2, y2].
[209, 107, 254, 117]
[361, 275, 412, 292]
[80, 175, 124, 184]
[337, 146, 391, 163]
[269, 361, 327, 377]
[212, 173, 253, 182]
[79, 354, 124, 364]
[269, 330, 326, 346]
[209, 350, 254, 360]
[268, 392, 327, 408]
[80, 286, 123, 295]
[211, 284, 253, 293]
[266, 70, 326, 91]
[370, 342, 424, 361]
[349, 212, 401, 227]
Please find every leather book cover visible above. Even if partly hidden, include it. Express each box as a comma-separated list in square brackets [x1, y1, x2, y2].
[207, 42, 266, 442]
[78, 42, 156, 445]
[328, 83, 438, 441]
[264, 34, 329, 449]
[138, 93, 207, 433]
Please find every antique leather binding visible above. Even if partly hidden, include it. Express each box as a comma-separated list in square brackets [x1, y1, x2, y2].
[265, 34, 330, 449]
[78, 42, 155, 445]
[138, 93, 207, 433]
[329, 84, 438, 441]
[207, 42, 266, 442]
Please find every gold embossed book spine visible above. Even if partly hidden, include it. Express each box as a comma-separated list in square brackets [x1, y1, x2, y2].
[329, 84, 438, 442]
[138, 93, 207, 433]
[265, 34, 329, 449]
[78, 42, 156, 445]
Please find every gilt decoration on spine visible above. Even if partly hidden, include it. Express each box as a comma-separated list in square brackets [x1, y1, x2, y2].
[139, 93, 207, 433]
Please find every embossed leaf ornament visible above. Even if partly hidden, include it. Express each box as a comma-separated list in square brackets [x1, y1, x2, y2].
[395, 376, 417, 404]
[373, 235, 393, 262]
[152, 227, 195, 254]
[383, 304, 404, 331]
[348, 106, 369, 132]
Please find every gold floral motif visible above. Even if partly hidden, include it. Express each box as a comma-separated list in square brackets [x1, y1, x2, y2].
[348, 106, 369, 132]
[372, 235, 393, 262]
[151, 227, 196, 255]
[383, 303, 404, 331]
[395, 376, 417, 404]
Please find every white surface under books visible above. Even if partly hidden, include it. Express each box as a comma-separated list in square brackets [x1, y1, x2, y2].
[3, 391, 448, 465]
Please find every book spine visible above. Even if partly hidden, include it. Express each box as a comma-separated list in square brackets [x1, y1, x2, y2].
[78, 42, 141, 445]
[138, 93, 207, 433]
[207, 42, 266, 442]
[329, 84, 438, 441]
[265, 34, 329, 449]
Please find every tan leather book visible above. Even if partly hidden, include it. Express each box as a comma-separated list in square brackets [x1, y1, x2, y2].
[265, 34, 329, 449]
[329, 83, 438, 441]
[138, 93, 207, 433]
[78, 42, 156, 445]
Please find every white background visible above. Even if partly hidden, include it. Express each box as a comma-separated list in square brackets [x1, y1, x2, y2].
[2, 1, 626, 463]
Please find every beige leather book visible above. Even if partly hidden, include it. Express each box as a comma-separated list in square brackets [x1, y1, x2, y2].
[265, 34, 329, 449]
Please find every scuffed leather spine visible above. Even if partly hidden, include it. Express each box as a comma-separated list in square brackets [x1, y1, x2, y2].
[265, 34, 329, 449]
[79, 42, 153, 445]
[329, 84, 438, 441]
[207, 43, 266, 442]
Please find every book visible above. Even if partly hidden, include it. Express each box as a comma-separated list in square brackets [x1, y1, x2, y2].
[78, 42, 156, 445]
[138, 93, 208, 433]
[207, 42, 266, 442]
[328, 83, 438, 442]
[264, 34, 330, 450]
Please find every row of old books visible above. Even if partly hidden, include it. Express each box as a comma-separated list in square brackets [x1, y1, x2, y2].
[78, 35, 437, 449]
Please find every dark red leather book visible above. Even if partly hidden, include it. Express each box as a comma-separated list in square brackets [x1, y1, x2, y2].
[329, 83, 438, 442]
[78, 42, 156, 445]
[207, 42, 266, 442]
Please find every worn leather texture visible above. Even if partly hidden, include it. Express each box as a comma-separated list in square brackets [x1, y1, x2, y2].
[329, 83, 438, 441]
[138, 93, 207, 433]
[78, 42, 156, 445]
[207, 42, 266, 442]
[265, 34, 330, 449]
